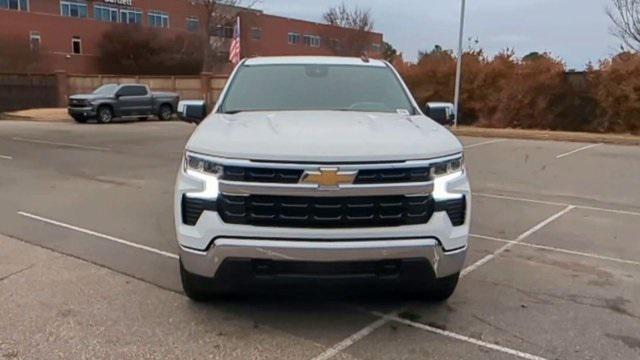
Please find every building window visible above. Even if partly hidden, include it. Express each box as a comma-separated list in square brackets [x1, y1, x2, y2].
[303, 35, 321, 48]
[94, 4, 118, 22]
[186, 16, 199, 32]
[29, 31, 40, 51]
[71, 36, 81, 55]
[288, 32, 300, 45]
[215, 25, 234, 38]
[371, 43, 382, 52]
[120, 8, 142, 24]
[1, 0, 28, 11]
[251, 27, 262, 40]
[148, 10, 169, 28]
[60, 0, 87, 18]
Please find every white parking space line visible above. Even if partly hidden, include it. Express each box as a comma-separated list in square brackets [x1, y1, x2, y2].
[316, 206, 574, 360]
[462, 205, 575, 277]
[471, 234, 640, 267]
[12, 137, 111, 151]
[18, 211, 179, 259]
[464, 139, 507, 149]
[473, 192, 640, 217]
[555, 143, 601, 159]
[373, 312, 548, 360]
[0, 155, 12, 160]
[311, 316, 394, 360]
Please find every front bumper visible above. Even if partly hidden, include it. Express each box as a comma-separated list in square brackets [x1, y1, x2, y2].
[68, 107, 96, 118]
[175, 157, 471, 281]
[180, 238, 467, 280]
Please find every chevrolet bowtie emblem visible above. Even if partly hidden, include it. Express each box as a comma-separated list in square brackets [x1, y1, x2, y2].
[301, 168, 357, 188]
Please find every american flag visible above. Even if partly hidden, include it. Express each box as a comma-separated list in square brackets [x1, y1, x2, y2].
[229, 16, 241, 64]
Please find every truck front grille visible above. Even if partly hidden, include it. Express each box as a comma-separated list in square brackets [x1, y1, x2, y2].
[221, 166, 431, 184]
[223, 166, 303, 183]
[218, 194, 435, 228]
[435, 196, 467, 226]
[68, 99, 88, 107]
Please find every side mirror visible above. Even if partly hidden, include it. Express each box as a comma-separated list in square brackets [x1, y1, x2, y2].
[424, 103, 454, 126]
[178, 100, 207, 124]
[423, 104, 432, 118]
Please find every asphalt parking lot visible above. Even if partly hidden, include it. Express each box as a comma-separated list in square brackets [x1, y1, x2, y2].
[1, 120, 639, 359]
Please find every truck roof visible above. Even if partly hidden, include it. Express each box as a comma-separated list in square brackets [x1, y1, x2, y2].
[243, 56, 388, 67]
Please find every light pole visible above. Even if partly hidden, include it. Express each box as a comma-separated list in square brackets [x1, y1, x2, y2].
[453, 0, 467, 128]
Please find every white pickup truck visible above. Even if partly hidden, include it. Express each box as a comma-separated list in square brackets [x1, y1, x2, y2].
[174, 56, 470, 301]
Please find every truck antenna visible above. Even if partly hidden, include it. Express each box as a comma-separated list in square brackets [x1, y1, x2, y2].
[361, 51, 370, 63]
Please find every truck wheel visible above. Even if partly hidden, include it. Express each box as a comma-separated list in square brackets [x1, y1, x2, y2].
[72, 115, 87, 123]
[97, 106, 114, 124]
[180, 260, 212, 302]
[158, 104, 173, 121]
[426, 272, 460, 302]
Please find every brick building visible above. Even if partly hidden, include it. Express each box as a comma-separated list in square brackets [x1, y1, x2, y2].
[0, 0, 383, 74]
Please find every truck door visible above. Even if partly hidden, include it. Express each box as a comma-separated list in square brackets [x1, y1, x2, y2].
[116, 85, 152, 116]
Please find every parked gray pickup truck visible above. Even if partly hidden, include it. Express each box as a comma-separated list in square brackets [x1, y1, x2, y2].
[68, 83, 179, 124]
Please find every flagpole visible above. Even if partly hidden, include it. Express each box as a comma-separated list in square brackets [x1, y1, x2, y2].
[453, 0, 466, 128]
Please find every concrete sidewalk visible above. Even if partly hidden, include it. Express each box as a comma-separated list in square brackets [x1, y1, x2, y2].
[0, 234, 333, 360]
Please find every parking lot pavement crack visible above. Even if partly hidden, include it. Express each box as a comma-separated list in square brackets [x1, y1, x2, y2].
[0, 264, 34, 283]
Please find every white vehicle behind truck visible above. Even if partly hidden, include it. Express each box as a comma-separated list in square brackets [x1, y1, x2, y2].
[174, 56, 470, 301]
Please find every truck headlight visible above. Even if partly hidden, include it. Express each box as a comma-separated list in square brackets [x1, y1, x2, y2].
[184, 152, 223, 177]
[183, 152, 222, 199]
[432, 155, 465, 200]
[431, 155, 464, 179]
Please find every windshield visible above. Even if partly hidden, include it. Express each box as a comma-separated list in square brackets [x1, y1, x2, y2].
[220, 64, 415, 114]
[93, 84, 118, 95]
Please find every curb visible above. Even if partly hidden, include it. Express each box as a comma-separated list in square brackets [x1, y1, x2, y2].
[452, 127, 640, 146]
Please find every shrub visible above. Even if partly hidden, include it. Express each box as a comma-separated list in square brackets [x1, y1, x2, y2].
[97, 26, 204, 75]
[0, 37, 44, 73]
[590, 52, 640, 134]
[398, 50, 603, 132]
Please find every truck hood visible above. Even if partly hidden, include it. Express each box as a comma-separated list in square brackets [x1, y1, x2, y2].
[186, 111, 463, 162]
[68, 94, 109, 101]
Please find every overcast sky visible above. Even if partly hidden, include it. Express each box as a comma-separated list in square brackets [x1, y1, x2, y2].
[260, 0, 621, 69]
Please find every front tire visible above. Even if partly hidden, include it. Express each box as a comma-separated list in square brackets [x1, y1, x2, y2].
[97, 106, 114, 124]
[72, 115, 87, 123]
[180, 260, 212, 302]
[426, 272, 460, 302]
[158, 104, 173, 121]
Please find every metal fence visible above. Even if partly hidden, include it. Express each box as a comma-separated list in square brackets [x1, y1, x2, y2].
[0, 73, 58, 112]
[0, 72, 229, 113]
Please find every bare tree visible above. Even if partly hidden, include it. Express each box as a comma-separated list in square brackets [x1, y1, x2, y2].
[322, 3, 374, 57]
[323, 2, 374, 31]
[195, 0, 257, 72]
[607, 0, 640, 51]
